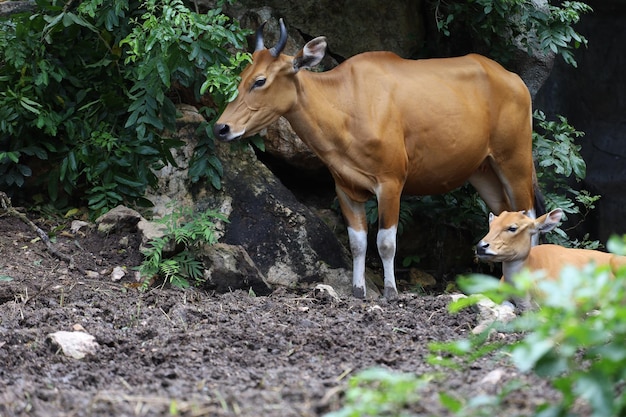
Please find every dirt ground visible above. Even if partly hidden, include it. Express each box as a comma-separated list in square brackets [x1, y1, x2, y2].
[0, 210, 559, 417]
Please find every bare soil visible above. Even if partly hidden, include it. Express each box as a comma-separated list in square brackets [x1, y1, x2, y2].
[0, 211, 558, 417]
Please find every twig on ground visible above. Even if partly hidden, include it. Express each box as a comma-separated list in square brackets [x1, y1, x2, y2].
[0, 192, 84, 274]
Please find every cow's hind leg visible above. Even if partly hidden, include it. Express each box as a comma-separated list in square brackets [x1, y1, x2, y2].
[468, 158, 511, 215]
[336, 188, 369, 298]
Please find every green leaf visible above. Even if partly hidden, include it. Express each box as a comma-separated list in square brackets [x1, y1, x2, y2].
[456, 274, 502, 294]
[439, 391, 463, 412]
[156, 58, 171, 87]
[607, 235, 626, 256]
[575, 371, 614, 417]
[19, 98, 42, 114]
[113, 175, 144, 188]
[511, 336, 555, 373]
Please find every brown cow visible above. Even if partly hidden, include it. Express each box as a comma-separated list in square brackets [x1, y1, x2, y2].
[214, 19, 542, 298]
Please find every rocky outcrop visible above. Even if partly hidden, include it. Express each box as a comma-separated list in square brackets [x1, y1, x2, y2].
[0, 0, 35, 16]
[224, 0, 424, 59]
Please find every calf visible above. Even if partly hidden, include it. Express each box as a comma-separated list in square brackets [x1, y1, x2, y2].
[476, 208, 626, 283]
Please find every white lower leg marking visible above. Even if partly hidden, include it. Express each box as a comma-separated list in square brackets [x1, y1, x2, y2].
[377, 226, 397, 293]
[348, 227, 367, 294]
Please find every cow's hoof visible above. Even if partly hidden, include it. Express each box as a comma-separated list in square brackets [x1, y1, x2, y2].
[383, 287, 398, 299]
[352, 286, 366, 299]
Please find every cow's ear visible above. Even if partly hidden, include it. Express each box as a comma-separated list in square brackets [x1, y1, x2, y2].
[293, 36, 327, 72]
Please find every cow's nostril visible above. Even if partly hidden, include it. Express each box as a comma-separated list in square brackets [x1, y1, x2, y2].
[213, 123, 230, 139]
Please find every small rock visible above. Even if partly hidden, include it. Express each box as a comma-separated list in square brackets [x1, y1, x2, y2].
[85, 270, 100, 279]
[367, 305, 384, 314]
[110, 266, 126, 282]
[480, 368, 505, 385]
[314, 284, 340, 302]
[72, 323, 87, 332]
[448, 293, 517, 334]
[479, 368, 507, 395]
[70, 220, 90, 234]
[472, 297, 517, 334]
[47, 331, 98, 359]
[95, 205, 142, 234]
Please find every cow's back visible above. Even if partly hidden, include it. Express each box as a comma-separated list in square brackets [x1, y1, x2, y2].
[332, 52, 532, 195]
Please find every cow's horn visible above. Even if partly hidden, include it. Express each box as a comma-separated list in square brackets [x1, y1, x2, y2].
[269, 18, 287, 57]
[254, 21, 267, 52]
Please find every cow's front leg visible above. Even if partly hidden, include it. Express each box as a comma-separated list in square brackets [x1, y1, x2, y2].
[377, 225, 398, 298]
[348, 227, 368, 298]
[376, 182, 402, 298]
[336, 188, 368, 298]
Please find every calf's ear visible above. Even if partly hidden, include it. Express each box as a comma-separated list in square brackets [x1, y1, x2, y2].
[535, 208, 564, 234]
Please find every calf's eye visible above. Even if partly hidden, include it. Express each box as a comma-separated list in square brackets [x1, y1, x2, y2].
[253, 78, 266, 89]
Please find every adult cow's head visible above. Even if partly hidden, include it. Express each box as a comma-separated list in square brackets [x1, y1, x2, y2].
[213, 19, 327, 141]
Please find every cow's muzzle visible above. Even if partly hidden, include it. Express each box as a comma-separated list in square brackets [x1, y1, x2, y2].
[213, 123, 244, 142]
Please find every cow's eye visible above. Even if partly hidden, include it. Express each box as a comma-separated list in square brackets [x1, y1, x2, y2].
[507, 226, 518, 232]
[252, 78, 266, 89]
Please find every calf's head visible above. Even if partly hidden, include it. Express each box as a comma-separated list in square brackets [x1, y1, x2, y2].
[475, 209, 564, 262]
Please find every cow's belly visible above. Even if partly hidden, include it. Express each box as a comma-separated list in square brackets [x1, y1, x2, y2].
[402, 144, 488, 195]
[402, 170, 475, 195]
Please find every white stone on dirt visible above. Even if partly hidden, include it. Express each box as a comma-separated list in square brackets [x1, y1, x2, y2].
[480, 368, 506, 385]
[70, 220, 90, 234]
[110, 266, 126, 282]
[473, 297, 517, 334]
[449, 293, 517, 334]
[85, 270, 100, 279]
[313, 284, 340, 301]
[47, 331, 98, 359]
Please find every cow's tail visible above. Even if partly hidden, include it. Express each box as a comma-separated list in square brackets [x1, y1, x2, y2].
[532, 167, 547, 245]
[533, 177, 546, 218]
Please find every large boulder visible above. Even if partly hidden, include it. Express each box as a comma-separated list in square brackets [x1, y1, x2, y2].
[195, 138, 358, 294]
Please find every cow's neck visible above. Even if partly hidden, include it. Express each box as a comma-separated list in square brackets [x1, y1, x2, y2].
[283, 71, 349, 160]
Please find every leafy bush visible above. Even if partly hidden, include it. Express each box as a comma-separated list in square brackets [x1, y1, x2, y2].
[432, 0, 592, 67]
[0, 0, 249, 217]
[138, 206, 228, 289]
[533, 110, 600, 247]
[324, 368, 432, 417]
